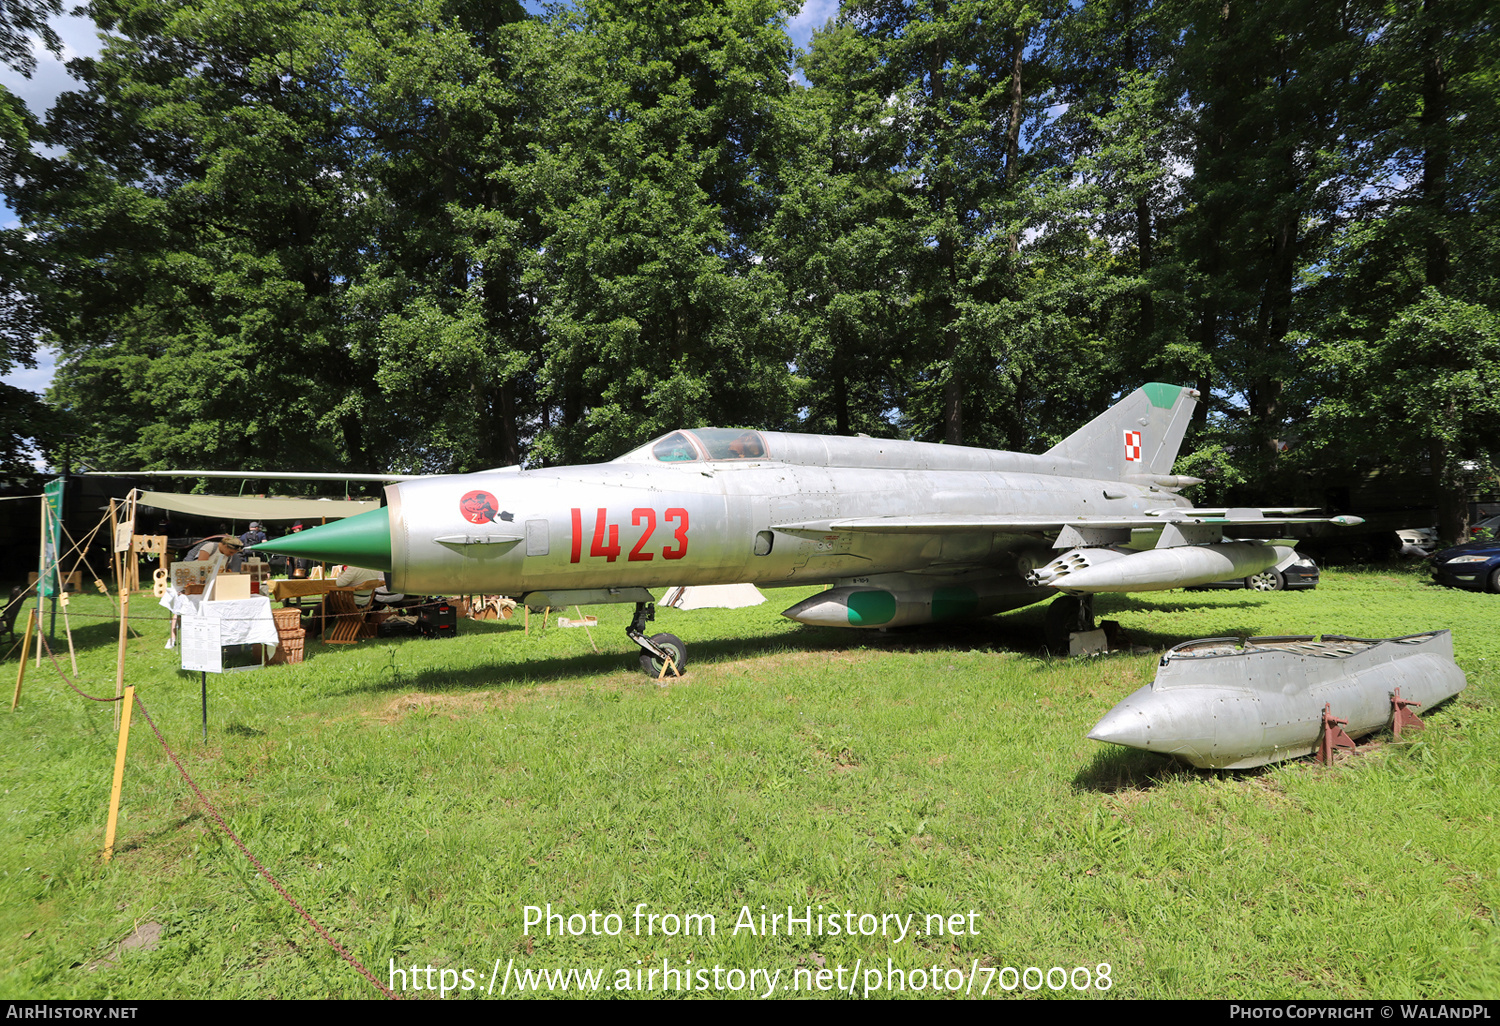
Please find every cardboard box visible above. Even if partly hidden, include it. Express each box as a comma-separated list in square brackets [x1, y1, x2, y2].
[211, 574, 252, 601]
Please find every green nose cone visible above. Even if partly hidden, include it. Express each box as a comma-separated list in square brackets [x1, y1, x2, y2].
[259, 507, 392, 572]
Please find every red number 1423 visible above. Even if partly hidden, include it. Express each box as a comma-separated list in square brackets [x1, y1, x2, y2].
[569, 507, 688, 563]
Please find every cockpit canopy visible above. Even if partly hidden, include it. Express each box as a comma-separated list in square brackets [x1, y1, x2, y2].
[620, 429, 771, 464]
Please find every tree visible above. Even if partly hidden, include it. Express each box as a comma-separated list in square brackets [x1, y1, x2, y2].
[1291, 0, 1498, 531]
[0, 0, 60, 77]
[807, 0, 1049, 446]
[340, 0, 540, 473]
[1163, 0, 1385, 496]
[769, 22, 913, 438]
[26, 0, 382, 473]
[1, 0, 63, 478]
[1042, 0, 1185, 377]
[1306, 290, 1500, 542]
[521, 0, 802, 465]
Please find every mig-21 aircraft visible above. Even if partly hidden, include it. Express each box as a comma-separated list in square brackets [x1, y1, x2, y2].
[256, 382, 1361, 675]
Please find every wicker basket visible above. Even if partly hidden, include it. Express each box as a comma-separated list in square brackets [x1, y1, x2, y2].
[272, 607, 303, 632]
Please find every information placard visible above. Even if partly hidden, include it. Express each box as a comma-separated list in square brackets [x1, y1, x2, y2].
[181, 616, 223, 673]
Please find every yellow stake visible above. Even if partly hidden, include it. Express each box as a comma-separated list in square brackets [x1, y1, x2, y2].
[114, 558, 131, 731]
[576, 606, 599, 653]
[12, 609, 36, 711]
[60, 594, 78, 676]
[103, 685, 135, 863]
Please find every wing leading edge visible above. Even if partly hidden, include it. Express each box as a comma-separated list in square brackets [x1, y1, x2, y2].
[776, 512, 1362, 535]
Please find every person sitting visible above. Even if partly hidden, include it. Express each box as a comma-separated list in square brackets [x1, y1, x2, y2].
[302, 565, 387, 637]
[336, 564, 386, 608]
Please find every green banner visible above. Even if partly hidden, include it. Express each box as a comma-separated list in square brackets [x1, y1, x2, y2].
[40, 477, 63, 598]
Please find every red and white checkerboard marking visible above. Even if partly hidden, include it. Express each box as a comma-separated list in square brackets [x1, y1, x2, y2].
[1124, 430, 1142, 463]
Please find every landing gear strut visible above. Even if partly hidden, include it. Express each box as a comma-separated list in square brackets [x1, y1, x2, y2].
[1044, 594, 1095, 653]
[626, 601, 687, 678]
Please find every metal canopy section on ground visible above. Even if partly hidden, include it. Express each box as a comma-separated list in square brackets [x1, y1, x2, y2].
[137, 491, 380, 522]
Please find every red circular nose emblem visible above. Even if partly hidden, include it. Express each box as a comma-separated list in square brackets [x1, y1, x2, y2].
[459, 490, 500, 524]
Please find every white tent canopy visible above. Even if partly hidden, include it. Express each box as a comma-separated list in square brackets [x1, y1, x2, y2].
[661, 584, 766, 610]
[136, 490, 380, 522]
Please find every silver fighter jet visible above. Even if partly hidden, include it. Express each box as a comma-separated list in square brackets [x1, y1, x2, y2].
[260, 383, 1361, 675]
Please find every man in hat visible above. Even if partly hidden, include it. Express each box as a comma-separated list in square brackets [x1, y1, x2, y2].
[188, 535, 245, 571]
[241, 521, 267, 549]
[285, 522, 314, 576]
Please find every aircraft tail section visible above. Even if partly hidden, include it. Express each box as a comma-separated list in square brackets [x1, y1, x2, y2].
[1044, 383, 1197, 480]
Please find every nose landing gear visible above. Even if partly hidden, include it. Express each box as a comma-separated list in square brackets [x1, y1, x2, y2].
[626, 601, 687, 678]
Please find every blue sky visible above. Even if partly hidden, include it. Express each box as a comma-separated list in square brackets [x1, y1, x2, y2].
[1, 1, 839, 399]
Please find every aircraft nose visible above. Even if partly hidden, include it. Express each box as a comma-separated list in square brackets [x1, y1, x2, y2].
[258, 507, 393, 571]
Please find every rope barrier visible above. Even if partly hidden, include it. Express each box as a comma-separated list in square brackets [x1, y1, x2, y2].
[37, 633, 120, 704]
[34, 632, 398, 1000]
[54, 596, 468, 624]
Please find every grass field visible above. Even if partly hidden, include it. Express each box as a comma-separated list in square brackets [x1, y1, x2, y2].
[1, 564, 1497, 1000]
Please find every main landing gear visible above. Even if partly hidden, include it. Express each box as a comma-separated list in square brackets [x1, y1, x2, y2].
[626, 601, 688, 678]
[1044, 594, 1095, 653]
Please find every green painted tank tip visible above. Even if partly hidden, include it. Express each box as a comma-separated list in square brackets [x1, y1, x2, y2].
[1142, 382, 1187, 409]
[259, 507, 392, 572]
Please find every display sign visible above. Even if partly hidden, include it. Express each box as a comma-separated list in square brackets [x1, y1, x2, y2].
[170, 560, 214, 593]
[180, 616, 223, 673]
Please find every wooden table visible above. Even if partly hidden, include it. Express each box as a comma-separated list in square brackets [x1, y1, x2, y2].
[266, 579, 344, 602]
[265, 579, 381, 643]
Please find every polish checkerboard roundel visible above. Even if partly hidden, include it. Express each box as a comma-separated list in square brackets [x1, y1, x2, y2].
[1123, 430, 1142, 463]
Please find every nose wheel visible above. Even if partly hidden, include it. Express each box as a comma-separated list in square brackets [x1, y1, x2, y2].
[626, 602, 688, 678]
[638, 632, 687, 678]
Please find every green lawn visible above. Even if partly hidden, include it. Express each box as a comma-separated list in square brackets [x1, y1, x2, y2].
[2, 564, 1496, 999]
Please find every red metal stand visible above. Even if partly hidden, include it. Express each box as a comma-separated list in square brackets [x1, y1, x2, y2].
[1390, 687, 1425, 740]
[1318, 703, 1357, 765]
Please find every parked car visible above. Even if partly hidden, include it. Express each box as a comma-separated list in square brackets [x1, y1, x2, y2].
[1430, 535, 1500, 593]
[1469, 515, 1500, 540]
[1190, 550, 1319, 591]
[1398, 527, 1439, 557]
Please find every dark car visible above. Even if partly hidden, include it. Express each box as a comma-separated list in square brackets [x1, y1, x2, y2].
[1468, 514, 1500, 540]
[1430, 536, 1500, 593]
[1190, 550, 1319, 591]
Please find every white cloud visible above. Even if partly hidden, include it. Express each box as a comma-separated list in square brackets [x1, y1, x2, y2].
[787, 0, 840, 52]
[0, 10, 105, 116]
[1, 345, 56, 393]
[2, 14, 101, 402]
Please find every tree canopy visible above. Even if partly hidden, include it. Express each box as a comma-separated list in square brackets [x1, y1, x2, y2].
[2, 0, 1496, 534]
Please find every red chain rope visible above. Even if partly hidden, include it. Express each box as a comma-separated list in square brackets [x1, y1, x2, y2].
[36, 634, 399, 1000]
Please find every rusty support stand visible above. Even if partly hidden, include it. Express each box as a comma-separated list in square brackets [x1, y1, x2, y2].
[1391, 687, 1425, 740]
[1318, 703, 1356, 765]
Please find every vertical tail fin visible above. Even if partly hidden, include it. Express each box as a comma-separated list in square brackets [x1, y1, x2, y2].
[1043, 383, 1197, 480]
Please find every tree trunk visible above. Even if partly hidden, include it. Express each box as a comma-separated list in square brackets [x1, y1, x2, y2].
[1421, 0, 1449, 293]
[1431, 438, 1468, 544]
[1136, 193, 1154, 346]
